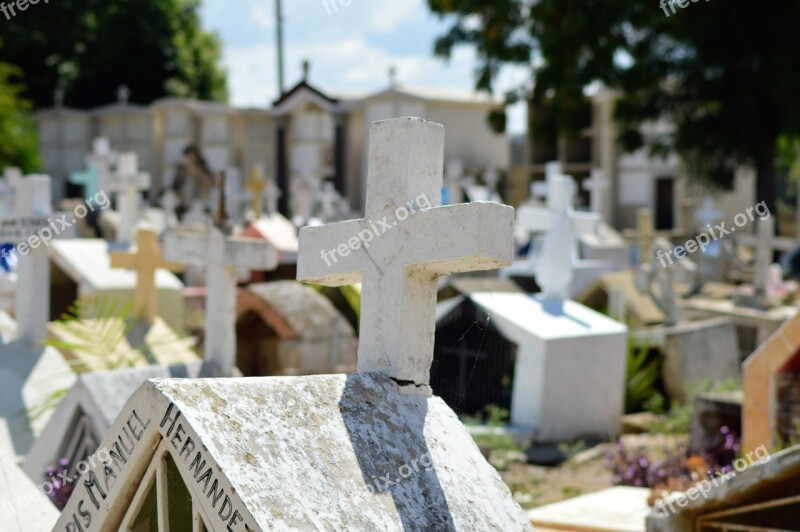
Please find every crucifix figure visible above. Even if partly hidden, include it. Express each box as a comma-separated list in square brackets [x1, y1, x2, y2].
[108, 153, 150, 245]
[297, 117, 514, 385]
[2, 175, 56, 343]
[514, 174, 600, 301]
[245, 164, 267, 217]
[110, 228, 184, 324]
[164, 228, 277, 375]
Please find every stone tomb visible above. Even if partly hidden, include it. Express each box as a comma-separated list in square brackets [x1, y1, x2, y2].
[470, 291, 628, 441]
[235, 281, 357, 376]
[22, 362, 215, 490]
[55, 374, 533, 531]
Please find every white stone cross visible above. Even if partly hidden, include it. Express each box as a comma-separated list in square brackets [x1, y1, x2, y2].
[0, 167, 21, 217]
[297, 117, 514, 385]
[545, 161, 563, 180]
[224, 168, 250, 223]
[160, 189, 180, 231]
[86, 137, 116, 194]
[695, 196, 724, 230]
[165, 228, 277, 375]
[264, 181, 282, 216]
[107, 152, 150, 245]
[181, 200, 211, 229]
[291, 170, 319, 223]
[583, 168, 610, 219]
[444, 159, 465, 204]
[482, 166, 501, 202]
[317, 181, 340, 221]
[635, 237, 682, 326]
[1, 175, 55, 343]
[515, 174, 600, 301]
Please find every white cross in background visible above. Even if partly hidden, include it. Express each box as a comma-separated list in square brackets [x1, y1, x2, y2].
[582, 168, 610, 219]
[1, 175, 55, 343]
[107, 153, 150, 245]
[1, 167, 22, 217]
[513, 174, 601, 301]
[482, 166, 501, 202]
[223, 168, 250, 224]
[635, 237, 684, 326]
[695, 196, 724, 230]
[529, 160, 563, 204]
[160, 189, 180, 231]
[86, 137, 116, 194]
[291, 170, 319, 223]
[317, 181, 340, 221]
[264, 181, 282, 217]
[444, 159, 465, 204]
[297, 118, 514, 385]
[165, 228, 277, 375]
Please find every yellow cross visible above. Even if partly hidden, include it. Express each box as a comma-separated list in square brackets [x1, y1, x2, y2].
[245, 166, 267, 215]
[110, 229, 184, 323]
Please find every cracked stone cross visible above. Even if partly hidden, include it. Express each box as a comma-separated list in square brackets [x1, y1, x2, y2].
[297, 117, 514, 385]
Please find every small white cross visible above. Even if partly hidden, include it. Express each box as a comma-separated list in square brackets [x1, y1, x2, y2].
[297, 118, 514, 385]
[264, 181, 282, 216]
[582, 168, 610, 218]
[317, 182, 340, 221]
[695, 196, 724, 229]
[86, 137, 116, 196]
[107, 153, 150, 245]
[164, 228, 277, 375]
[160, 190, 180, 231]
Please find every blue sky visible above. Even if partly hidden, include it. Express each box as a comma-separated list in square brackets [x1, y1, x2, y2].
[200, 0, 530, 133]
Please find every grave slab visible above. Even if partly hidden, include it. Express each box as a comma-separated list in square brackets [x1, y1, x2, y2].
[54, 373, 534, 531]
[528, 486, 650, 532]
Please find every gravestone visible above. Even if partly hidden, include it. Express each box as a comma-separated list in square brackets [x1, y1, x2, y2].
[107, 153, 150, 245]
[3, 174, 56, 344]
[54, 117, 532, 532]
[583, 168, 610, 221]
[164, 227, 277, 375]
[635, 237, 684, 326]
[85, 137, 116, 196]
[298, 117, 514, 383]
[110, 228, 185, 324]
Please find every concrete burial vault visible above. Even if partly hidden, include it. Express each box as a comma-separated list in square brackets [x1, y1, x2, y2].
[55, 375, 533, 531]
[55, 117, 528, 530]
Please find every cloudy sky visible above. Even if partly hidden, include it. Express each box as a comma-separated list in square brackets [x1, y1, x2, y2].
[200, 0, 530, 134]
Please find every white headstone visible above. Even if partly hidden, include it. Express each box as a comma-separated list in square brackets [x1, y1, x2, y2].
[107, 153, 150, 245]
[2, 175, 54, 344]
[298, 117, 514, 384]
[165, 228, 278, 375]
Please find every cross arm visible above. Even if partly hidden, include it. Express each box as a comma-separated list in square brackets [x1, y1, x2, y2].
[163, 231, 210, 265]
[109, 251, 136, 269]
[516, 206, 555, 234]
[570, 210, 601, 235]
[224, 238, 278, 271]
[405, 202, 515, 274]
[297, 219, 366, 286]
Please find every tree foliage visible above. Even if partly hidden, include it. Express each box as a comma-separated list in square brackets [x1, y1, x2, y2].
[0, 57, 40, 171]
[428, 0, 800, 211]
[0, 0, 227, 109]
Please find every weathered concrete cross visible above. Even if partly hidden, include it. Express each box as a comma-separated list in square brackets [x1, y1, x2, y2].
[164, 228, 277, 375]
[107, 153, 150, 245]
[110, 228, 184, 324]
[1, 175, 54, 344]
[297, 117, 514, 385]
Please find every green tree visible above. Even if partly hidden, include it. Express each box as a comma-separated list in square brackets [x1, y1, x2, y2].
[0, 58, 40, 171]
[428, 0, 800, 213]
[0, 0, 227, 109]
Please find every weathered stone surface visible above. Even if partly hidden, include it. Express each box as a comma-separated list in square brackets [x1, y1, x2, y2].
[530, 486, 650, 532]
[55, 373, 533, 531]
[22, 362, 215, 484]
